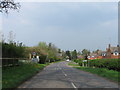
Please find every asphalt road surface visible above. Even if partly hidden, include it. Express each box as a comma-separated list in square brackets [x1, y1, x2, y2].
[18, 61, 119, 88]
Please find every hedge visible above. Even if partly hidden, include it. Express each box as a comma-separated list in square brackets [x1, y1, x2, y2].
[89, 59, 120, 71]
[74, 59, 120, 72]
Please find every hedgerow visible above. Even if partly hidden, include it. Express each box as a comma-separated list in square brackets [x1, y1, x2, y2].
[74, 59, 120, 72]
[89, 59, 120, 71]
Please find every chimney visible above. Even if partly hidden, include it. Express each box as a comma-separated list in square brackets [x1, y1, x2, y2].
[108, 44, 111, 48]
[117, 45, 119, 47]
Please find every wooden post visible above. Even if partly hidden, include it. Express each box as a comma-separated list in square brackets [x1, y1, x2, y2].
[82, 62, 84, 67]
[86, 62, 87, 67]
[29, 53, 32, 60]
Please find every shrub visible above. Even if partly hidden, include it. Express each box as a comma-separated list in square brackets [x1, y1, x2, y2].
[74, 59, 84, 66]
[78, 60, 83, 66]
[2, 42, 26, 58]
[89, 59, 120, 72]
[39, 55, 47, 64]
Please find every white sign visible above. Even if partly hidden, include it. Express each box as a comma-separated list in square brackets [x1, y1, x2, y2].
[83, 60, 87, 62]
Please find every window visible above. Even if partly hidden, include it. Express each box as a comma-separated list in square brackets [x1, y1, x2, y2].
[113, 52, 119, 56]
[102, 53, 106, 56]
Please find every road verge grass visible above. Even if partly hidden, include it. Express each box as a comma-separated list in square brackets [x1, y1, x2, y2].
[68, 61, 79, 67]
[51, 60, 64, 63]
[68, 62, 120, 83]
[2, 62, 48, 89]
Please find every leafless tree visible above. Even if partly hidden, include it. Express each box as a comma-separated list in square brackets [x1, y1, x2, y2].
[0, 0, 20, 13]
[8, 31, 15, 43]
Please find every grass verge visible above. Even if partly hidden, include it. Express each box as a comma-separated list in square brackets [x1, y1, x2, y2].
[51, 60, 64, 63]
[68, 62, 120, 83]
[68, 61, 79, 67]
[2, 62, 47, 89]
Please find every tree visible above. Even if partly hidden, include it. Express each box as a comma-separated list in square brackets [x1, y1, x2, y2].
[82, 49, 90, 56]
[8, 31, 15, 43]
[93, 49, 99, 54]
[65, 50, 71, 60]
[61, 50, 66, 58]
[0, 0, 20, 13]
[71, 49, 77, 60]
[58, 48, 61, 53]
[77, 51, 81, 55]
[0, 32, 5, 43]
[47, 43, 58, 59]
[38, 42, 48, 50]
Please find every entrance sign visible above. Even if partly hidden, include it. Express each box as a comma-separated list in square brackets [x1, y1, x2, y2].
[83, 60, 87, 62]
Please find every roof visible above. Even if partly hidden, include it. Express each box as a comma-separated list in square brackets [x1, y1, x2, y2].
[107, 45, 120, 53]
[97, 50, 105, 55]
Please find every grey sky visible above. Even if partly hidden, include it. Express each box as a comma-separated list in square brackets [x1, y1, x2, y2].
[2, 2, 118, 51]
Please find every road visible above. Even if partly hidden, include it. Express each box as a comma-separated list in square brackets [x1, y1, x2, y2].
[18, 61, 119, 88]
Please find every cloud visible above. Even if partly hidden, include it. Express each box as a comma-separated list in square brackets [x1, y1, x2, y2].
[101, 19, 118, 29]
[17, 0, 119, 2]
[2, 2, 118, 51]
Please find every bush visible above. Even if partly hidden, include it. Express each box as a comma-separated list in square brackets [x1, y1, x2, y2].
[49, 57, 61, 63]
[2, 42, 26, 66]
[74, 59, 84, 66]
[49, 57, 55, 63]
[39, 55, 47, 64]
[89, 59, 120, 72]
[78, 60, 83, 66]
[2, 42, 25, 58]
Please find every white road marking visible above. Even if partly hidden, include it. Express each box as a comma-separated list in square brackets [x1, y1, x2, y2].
[64, 74, 67, 76]
[62, 70, 67, 77]
[71, 82, 77, 88]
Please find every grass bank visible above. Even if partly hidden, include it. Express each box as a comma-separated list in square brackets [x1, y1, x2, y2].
[2, 62, 48, 89]
[51, 60, 64, 63]
[68, 61, 79, 67]
[68, 62, 120, 83]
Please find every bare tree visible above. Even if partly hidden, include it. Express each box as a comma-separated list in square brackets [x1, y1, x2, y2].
[0, 32, 5, 42]
[0, 0, 20, 13]
[8, 31, 15, 43]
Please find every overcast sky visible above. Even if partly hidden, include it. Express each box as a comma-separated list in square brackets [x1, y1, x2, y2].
[1, 2, 118, 51]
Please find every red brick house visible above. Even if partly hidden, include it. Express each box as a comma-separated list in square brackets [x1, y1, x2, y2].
[88, 44, 120, 60]
[105, 44, 120, 59]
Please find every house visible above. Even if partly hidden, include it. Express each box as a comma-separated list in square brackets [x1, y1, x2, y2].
[105, 44, 120, 59]
[88, 50, 103, 60]
[88, 53, 98, 60]
[101, 51, 107, 58]
[88, 44, 120, 60]
[77, 55, 83, 59]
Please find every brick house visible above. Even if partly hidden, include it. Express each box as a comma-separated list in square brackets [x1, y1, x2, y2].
[88, 44, 120, 60]
[105, 44, 120, 59]
[88, 50, 103, 60]
[96, 44, 120, 59]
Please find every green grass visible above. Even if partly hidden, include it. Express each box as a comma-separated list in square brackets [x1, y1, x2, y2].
[68, 62, 120, 83]
[76, 67, 120, 83]
[51, 60, 64, 63]
[2, 62, 47, 89]
[68, 62, 79, 67]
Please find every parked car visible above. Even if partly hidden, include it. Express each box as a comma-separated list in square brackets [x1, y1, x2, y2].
[66, 59, 70, 62]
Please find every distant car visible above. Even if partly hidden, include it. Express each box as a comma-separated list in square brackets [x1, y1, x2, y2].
[66, 59, 70, 62]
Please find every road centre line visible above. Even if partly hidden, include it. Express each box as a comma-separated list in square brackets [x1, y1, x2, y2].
[61, 70, 67, 77]
[71, 82, 77, 88]
[64, 74, 67, 76]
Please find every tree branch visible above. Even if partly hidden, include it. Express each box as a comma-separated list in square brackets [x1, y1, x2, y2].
[0, 0, 20, 13]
